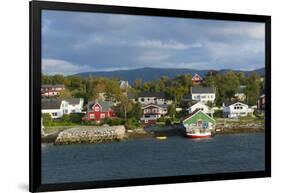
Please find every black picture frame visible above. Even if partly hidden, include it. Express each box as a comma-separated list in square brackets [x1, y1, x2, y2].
[29, 1, 271, 192]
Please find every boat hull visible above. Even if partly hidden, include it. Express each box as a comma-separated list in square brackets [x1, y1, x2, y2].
[186, 132, 212, 138]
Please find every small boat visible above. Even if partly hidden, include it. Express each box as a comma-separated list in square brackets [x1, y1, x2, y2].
[186, 131, 212, 138]
[155, 136, 167, 140]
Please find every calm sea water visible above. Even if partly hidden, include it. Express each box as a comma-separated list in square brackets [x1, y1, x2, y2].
[42, 133, 265, 184]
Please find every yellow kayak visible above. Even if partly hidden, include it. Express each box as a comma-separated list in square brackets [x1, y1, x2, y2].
[156, 136, 167, 140]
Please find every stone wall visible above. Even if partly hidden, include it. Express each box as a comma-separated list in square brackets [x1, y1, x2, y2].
[55, 125, 126, 145]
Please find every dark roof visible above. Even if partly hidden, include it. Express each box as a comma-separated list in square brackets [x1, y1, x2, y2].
[223, 101, 246, 107]
[42, 84, 65, 88]
[180, 100, 198, 108]
[64, 98, 82, 105]
[182, 95, 192, 101]
[138, 92, 166, 98]
[191, 87, 215, 94]
[42, 99, 62, 109]
[88, 100, 113, 111]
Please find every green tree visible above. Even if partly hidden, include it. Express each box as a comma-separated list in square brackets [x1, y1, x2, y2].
[168, 104, 176, 120]
[52, 74, 65, 84]
[42, 113, 52, 126]
[105, 79, 122, 102]
[220, 71, 240, 101]
[58, 89, 72, 98]
[245, 72, 261, 105]
[134, 79, 142, 90]
[128, 102, 142, 120]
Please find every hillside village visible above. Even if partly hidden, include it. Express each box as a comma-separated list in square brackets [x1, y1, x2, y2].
[41, 71, 265, 138]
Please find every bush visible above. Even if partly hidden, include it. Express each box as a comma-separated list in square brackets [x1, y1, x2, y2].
[213, 110, 223, 118]
[126, 118, 140, 129]
[42, 113, 52, 125]
[61, 114, 70, 122]
[103, 117, 125, 126]
[157, 116, 165, 122]
[165, 119, 172, 126]
[69, 113, 83, 123]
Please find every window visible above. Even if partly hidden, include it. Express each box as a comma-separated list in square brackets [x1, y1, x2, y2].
[94, 106, 100, 112]
[141, 98, 144, 102]
[89, 113, 95, 119]
[100, 113, 105, 119]
[52, 112, 58, 116]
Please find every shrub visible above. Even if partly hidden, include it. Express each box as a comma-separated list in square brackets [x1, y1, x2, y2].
[69, 113, 83, 123]
[103, 117, 125, 126]
[165, 119, 172, 126]
[42, 113, 52, 126]
[61, 114, 70, 122]
[126, 118, 140, 129]
[213, 110, 223, 118]
[157, 116, 165, 122]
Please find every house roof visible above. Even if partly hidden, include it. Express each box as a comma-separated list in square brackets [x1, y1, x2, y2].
[138, 92, 166, 98]
[191, 87, 215, 94]
[88, 100, 113, 111]
[142, 104, 168, 109]
[223, 101, 247, 107]
[189, 101, 208, 109]
[192, 73, 203, 80]
[64, 98, 83, 105]
[181, 109, 201, 121]
[181, 109, 215, 123]
[180, 99, 197, 108]
[182, 95, 192, 100]
[42, 98, 83, 110]
[42, 84, 65, 88]
[42, 99, 62, 110]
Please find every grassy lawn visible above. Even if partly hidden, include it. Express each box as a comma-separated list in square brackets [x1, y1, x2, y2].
[215, 115, 264, 125]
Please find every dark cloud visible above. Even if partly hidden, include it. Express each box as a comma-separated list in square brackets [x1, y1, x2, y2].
[42, 10, 265, 75]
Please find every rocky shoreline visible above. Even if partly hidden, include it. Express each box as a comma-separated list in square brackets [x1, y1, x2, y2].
[42, 123, 265, 144]
[54, 125, 126, 145]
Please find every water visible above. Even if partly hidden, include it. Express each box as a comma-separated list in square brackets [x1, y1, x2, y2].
[42, 133, 265, 184]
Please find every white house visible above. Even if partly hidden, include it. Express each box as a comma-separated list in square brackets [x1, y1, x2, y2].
[142, 104, 168, 118]
[65, 98, 84, 113]
[140, 104, 168, 125]
[119, 80, 130, 90]
[191, 87, 216, 103]
[134, 92, 170, 105]
[222, 101, 254, 118]
[188, 101, 214, 116]
[41, 84, 65, 97]
[42, 98, 84, 119]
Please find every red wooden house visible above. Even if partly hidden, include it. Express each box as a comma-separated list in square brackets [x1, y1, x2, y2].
[192, 73, 203, 85]
[82, 100, 116, 122]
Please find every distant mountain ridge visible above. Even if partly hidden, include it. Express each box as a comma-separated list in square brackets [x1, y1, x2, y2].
[74, 67, 265, 84]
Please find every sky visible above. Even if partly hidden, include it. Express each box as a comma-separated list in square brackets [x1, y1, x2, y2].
[42, 10, 265, 75]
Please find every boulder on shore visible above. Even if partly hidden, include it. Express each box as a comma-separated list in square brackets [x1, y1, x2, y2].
[55, 125, 126, 145]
